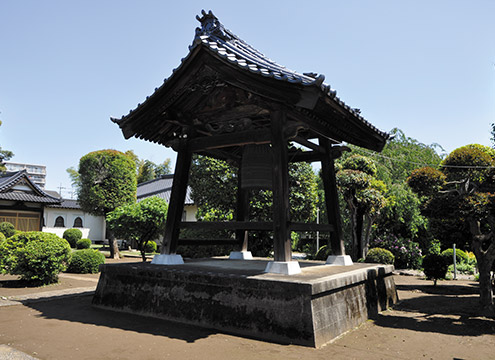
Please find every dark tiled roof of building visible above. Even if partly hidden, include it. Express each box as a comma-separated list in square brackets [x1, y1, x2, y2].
[0, 170, 61, 204]
[46, 199, 81, 209]
[137, 175, 194, 205]
[113, 10, 388, 148]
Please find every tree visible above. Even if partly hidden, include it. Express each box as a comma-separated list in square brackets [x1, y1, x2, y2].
[107, 197, 168, 262]
[125, 150, 172, 184]
[410, 144, 495, 310]
[336, 155, 387, 260]
[78, 149, 137, 259]
[0, 120, 14, 172]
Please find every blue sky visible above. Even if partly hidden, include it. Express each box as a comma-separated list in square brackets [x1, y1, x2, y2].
[1, 1, 494, 197]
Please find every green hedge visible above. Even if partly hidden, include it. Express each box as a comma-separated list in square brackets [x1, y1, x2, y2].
[0, 232, 71, 284]
[441, 248, 468, 264]
[76, 238, 92, 249]
[365, 248, 395, 265]
[67, 249, 105, 274]
[423, 253, 449, 285]
[63, 228, 83, 248]
[0, 222, 16, 238]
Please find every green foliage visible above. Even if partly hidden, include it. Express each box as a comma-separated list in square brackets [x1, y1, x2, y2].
[342, 154, 377, 176]
[377, 183, 427, 240]
[0, 232, 71, 284]
[407, 167, 446, 198]
[441, 144, 495, 184]
[78, 149, 137, 216]
[125, 150, 172, 183]
[63, 228, 83, 248]
[448, 262, 477, 275]
[370, 234, 422, 269]
[144, 240, 157, 253]
[0, 232, 5, 242]
[365, 248, 395, 265]
[314, 245, 330, 261]
[422, 253, 449, 285]
[107, 197, 168, 261]
[188, 155, 318, 257]
[67, 249, 105, 274]
[441, 248, 468, 264]
[76, 238, 92, 249]
[426, 239, 442, 255]
[0, 121, 14, 172]
[0, 222, 16, 238]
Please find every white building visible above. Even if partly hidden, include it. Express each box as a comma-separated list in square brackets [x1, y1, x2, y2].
[4, 162, 46, 189]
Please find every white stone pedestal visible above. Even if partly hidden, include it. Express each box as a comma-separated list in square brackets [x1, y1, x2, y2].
[229, 251, 253, 260]
[264, 261, 301, 275]
[325, 255, 353, 266]
[151, 254, 184, 265]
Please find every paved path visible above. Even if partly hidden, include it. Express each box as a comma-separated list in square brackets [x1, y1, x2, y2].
[0, 345, 38, 359]
[0, 273, 97, 307]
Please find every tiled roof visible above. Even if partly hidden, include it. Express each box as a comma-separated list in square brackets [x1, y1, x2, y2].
[46, 199, 81, 209]
[114, 10, 388, 145]
[0, 170, 61, 204]
[137, 175, 194, 205]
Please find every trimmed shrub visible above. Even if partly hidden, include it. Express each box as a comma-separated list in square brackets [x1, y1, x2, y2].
[365, 248, 395, 265]
[0, 222, 16, 238]
[76, 238, 92, 249]
[67, 249, 105, 274]
[423, 253, 449, 286]
[441, 248, 468, 264]
[143, 240, 157, 253]
[63, 228, 83, 248]
[0, 232, 5, 242]
[370, 235, 422, 269]
[0, 232, 71, 284]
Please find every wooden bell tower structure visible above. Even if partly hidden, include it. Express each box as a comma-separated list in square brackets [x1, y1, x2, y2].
[112, 10, 389, 274]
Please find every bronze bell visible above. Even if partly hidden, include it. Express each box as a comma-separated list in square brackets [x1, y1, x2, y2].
[240, 144, 273, 189]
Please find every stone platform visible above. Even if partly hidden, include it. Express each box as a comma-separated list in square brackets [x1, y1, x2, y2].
[92, 258, 397, 348]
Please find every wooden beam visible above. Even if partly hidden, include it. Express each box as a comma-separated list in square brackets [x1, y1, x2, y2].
[189, 129, 271, 152]
[289, 223, 334, 232]
[180, 221, 272, 231]
[178, 239, 239, 246]
[162, 140, 192, 255]
[319, 137, 345, 256]
[271, 108, 292, 262]
[288, 150, 323, 163]
[293, 136, 324, 153]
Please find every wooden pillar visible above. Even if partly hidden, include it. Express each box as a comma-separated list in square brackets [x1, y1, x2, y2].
[162, 140, 192, 255]
[270, 108, 291, 262]
[319, 137, 345, 256]
[236, 165, 249, 251]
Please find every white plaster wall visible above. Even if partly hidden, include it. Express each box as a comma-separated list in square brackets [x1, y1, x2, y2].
[43, 208, 105, 241]
[184, 204, 198, 221]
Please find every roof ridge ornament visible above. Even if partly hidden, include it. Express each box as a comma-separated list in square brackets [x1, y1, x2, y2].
[195, 10, 232, 41]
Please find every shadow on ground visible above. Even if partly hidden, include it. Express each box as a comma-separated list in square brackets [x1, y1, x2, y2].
[374, 280, 495, 337]
[24, 294, 216, 343]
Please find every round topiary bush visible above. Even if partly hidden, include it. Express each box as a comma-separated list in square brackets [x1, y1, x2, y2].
[76, 238, 92, 249]
[423, 253, 449, 286]
[144, 240, 157, 253]
[67, 249, 105, 274]
[441, 248, 468, 264]
[63, 228, 83, 248]
[0, 222, 16, 238]
[0, 232, 5, 242]
[365, 248, 395, 265]
[0, 232, 71, 284]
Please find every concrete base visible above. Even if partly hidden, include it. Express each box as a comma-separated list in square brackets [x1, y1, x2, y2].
[150, 254, 184, 265]
[93, 259, 397, 348]
[326, 255, 354, 266]
[229, 251, 253, 260]
[264, 261, 301, 275]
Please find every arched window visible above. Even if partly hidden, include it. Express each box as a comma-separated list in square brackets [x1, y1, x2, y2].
[54, 216, 65, 227]
[73, 217, 83, 228]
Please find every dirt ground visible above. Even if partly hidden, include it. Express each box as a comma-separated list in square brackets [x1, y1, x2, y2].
[0, 259, 494, 360]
